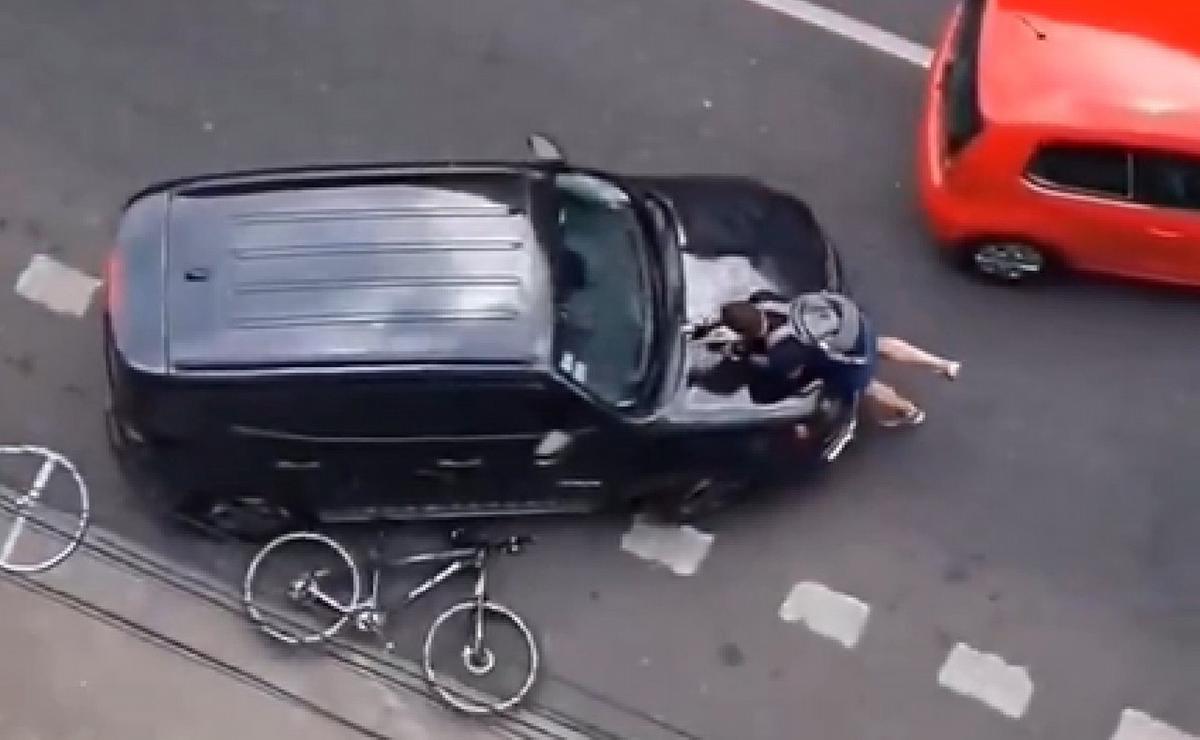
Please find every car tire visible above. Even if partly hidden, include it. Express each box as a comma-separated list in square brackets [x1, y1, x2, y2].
[104, 408, 138, 472]
[645, 478, 746, 524]
[963, 240, 1051, 284]
[180, 494, 303, 542]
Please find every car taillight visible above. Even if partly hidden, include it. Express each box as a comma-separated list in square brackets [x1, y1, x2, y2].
[104, 248, 124, 320]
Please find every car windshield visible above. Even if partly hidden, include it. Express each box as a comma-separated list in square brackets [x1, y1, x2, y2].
[551, 172, 655, 409]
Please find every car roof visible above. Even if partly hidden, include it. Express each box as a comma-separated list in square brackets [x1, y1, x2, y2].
[158, 168, 557, 372]
[980, 0, 1200, 148]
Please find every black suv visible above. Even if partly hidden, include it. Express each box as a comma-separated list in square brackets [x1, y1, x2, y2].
[103, 135, 853, 538]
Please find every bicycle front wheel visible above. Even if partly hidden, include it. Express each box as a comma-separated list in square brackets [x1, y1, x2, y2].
[243, 531, 361, 645]
[423, 600, 539, 714]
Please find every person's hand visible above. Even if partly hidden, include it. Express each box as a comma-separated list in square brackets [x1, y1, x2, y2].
[686, 315, 720, 339]
[720, 340, 746, 361]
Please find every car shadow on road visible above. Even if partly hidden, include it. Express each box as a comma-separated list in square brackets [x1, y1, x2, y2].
[677, 424, 891, 536]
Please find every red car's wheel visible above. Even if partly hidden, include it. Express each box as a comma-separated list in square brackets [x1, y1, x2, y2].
[966, 240, 1050, 283]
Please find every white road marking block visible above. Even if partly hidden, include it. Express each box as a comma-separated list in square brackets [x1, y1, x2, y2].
[1111, 709, 1198, 740]
[937, 642, 1033, 720]
[13, 254, 101, 317]
[743, 0, 933, 68]
[778, 581, 870, 649]
[620, 518, 714, 576]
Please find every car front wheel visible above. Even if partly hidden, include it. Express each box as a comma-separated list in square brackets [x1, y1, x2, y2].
[966, 240, 1049, 283]
[645, 478, 747, 524]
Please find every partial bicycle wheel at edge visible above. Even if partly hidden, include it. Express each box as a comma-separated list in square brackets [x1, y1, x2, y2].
[243, 531, 361, 645]
[423, 600, 539, 714]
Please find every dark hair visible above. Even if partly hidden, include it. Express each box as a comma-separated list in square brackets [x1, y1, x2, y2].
[721, 301, 764, 338]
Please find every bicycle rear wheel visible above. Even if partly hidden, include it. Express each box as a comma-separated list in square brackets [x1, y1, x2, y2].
[243, 531, 361, 645]
[423, 600, 539, 714]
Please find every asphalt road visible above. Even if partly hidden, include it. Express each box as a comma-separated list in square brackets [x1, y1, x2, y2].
[1, 1, 1198, 738]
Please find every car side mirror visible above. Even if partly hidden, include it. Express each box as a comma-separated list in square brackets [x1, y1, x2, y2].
[534, 429, 573, 465]
[527, 132, 565, 163]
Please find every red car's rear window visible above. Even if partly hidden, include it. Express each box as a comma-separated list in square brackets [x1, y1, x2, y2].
[942, 0, 987, 158]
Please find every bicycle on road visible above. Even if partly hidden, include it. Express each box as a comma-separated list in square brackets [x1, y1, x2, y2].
[242, 527, 538, 714]
[0, 445, 90, 574]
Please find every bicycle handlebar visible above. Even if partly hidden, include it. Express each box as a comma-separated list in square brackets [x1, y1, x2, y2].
[449, 527, 533, 554]
[496, 535, 534, 555]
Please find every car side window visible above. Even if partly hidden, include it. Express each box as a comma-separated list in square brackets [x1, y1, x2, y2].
[1027, 144, 1131, 198]
[1133, 152, 1200, 211]
[225, 378, 553, 440]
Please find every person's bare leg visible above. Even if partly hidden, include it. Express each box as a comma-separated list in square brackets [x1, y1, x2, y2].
[877, 336, 960, 379]
[864, 380, 925, 426]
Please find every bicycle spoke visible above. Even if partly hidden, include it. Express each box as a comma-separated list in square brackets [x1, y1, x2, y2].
[0, 509, 28, 566]
[28, 457, 57, 499]
[308, 584, 353, 614]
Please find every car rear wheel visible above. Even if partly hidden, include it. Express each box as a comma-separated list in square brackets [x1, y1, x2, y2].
[182, 494, 302, 542]
[966, 241, 1049, 283]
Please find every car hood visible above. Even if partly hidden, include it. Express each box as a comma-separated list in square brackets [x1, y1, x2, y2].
[630, 176, 844, 427]
[653, 344, 828, 428]
[635, 175, 842, 325]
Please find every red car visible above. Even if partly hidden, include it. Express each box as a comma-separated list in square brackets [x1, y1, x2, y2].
[918, 0, 1200, 286]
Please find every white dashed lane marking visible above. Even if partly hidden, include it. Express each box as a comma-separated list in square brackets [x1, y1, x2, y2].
[743, 0, 933, 68]
[937, 642, 1034, 720]
[778, 581, 870, 649]
[13, 254, 101, 318]
[737, 2, 1195, 735]
[620, 517, 714, 576]
[1111, 709, 1198, 740]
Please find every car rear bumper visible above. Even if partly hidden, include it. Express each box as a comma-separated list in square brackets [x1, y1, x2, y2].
[916, 2, 973, 252]
[918, 180, 973, 250]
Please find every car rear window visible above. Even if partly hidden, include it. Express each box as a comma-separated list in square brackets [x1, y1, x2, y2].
[1027, 144, 1131, 198]
[1132, 151, 1200, 211]
[942, 0, 987, 157]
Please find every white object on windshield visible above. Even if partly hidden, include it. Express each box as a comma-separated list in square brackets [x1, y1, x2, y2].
[679, 253, 775, 324]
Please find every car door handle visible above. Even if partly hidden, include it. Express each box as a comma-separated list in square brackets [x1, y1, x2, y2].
[435, 457, 482, 469]
[274, 459, 321, 471]
[1147, 227, 1182, 238]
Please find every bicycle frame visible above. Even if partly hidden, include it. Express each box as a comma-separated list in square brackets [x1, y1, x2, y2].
[368, 546, 488, 611]
[365, 545, 491, 656]
[304, 545, 488, 623]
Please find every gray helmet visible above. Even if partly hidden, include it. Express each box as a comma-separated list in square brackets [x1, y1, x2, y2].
[788, 291, 867, 364]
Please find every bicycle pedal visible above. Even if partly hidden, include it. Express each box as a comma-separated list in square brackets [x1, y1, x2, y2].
[354, 609, 387, 632]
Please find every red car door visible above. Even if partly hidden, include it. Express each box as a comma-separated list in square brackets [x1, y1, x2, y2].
[1021, 143, 1155, 277]
[1131, 150, 1200, 285]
